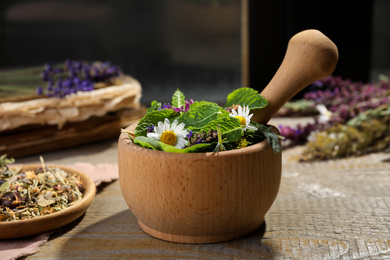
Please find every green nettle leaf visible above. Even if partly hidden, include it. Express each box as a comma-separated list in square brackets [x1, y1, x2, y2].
[249, 121, 282, 153]
[178, 101, 227, 131]
[135, 109, 178, 137]
[201, 117, 243, 143]
[172, 89, 186, 108]
[225, 87, 268, 110]
[146, 100, 161, 114]
[134, 136, 212, 153]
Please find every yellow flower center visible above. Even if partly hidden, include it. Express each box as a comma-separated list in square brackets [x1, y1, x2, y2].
[235, 116, 246, 125]
[160, 131, 177, 146]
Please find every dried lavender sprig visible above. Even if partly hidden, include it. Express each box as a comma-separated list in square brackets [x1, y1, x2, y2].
[36, 60, 122, 98]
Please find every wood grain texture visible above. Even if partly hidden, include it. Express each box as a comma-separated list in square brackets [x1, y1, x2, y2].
[118, 123, 282, 243]
[252, 29, 338, 124]
[25, 149, 390, 259]
[0, 165, 95, 239]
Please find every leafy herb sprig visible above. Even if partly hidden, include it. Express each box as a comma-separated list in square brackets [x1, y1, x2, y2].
[122, 87, 283, 153]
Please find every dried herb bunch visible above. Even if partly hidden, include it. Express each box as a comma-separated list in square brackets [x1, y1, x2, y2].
[0, 155, 84, 222]
[279, 75, 390, 147]
[301, 105, 390, 161]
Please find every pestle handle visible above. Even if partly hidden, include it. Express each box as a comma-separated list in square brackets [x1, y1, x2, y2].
[252, 29, 339, 124]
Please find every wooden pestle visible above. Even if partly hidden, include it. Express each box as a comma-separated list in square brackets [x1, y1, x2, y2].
[251, 29, 339, 124]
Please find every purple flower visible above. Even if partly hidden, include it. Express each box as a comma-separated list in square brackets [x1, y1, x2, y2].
[62, 78, 72, 89]
[47, 81, 53, 91]
[184, 99, 194, 112]
[161, 103, 172, 110]
[170, 99, 195, 113]
[41, 70, 50, 82]
[36, 59, 123, 98]
[186, 130, 193, 139]
[147, 124, 155, 133]
[36, 86, 44, 95]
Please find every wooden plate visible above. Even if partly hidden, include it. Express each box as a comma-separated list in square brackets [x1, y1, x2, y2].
[0, 165, 96, 239]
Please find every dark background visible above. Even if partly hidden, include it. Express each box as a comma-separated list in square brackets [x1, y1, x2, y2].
[1, 0, 389, 104]
[247, 0, 374, 92]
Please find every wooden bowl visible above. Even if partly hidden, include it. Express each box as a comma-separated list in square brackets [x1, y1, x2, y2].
[0, 165, 96, 239]
[118, 123, 282, 243]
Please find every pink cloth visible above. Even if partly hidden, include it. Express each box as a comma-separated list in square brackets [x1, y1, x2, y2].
[0, 163, 119, 260]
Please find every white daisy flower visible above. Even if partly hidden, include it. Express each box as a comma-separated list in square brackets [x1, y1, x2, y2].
[229, 105, 258, 131]
[147, 118, 188, 149]
[316, 104, 332, 123]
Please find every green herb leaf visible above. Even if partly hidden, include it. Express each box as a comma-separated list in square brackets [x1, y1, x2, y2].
[172, 89, 185, 108]
[135, 109, 178, 137]
[249, 122, 282, 153]
[146, 100, 161, 114]
[201, 117, 243, 143]
[133, 136, 212, 153]
[225, 87, 268, 110]
[178, 101, 227, 131]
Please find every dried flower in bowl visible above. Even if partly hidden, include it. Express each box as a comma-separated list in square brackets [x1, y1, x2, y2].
[0, 155, 84, 222]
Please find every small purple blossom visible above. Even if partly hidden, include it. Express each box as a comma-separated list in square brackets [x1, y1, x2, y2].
[147, 124, 155, 133]
[36, 86, 44, 95]
[158, 99, 194, 113]
[186, 130, 193, 139]
[160, 103, 172, 110]
[173, 99, 195, 113]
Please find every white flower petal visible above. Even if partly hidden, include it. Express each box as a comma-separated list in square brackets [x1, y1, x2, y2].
[316, 104, 327, 114]
[155, 126, 163, 136]
[242, 106, 249, 117]
[238, 105, 243, 116]
[163, 118, 171, 131]
[171, 119, 178, 130]
[246, 125, 258, 131]
[147, 133, 159, 139]
[158, 121, 164, 131]
[174, 122, 186, 133]
[175, 133, 186, 139]
[230, 109, 238, 117]
[175, 138, 187, 149]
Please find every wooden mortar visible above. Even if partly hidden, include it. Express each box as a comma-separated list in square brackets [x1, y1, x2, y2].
[118, 29, 338, 243]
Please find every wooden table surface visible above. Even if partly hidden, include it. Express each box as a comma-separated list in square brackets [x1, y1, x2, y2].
[17, 126, 390, 259]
